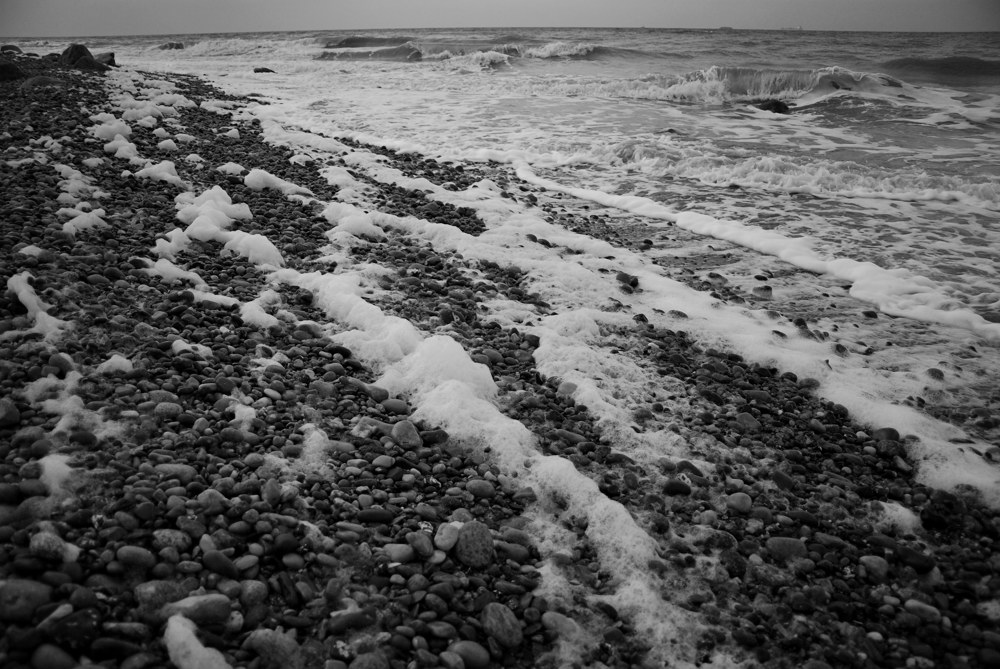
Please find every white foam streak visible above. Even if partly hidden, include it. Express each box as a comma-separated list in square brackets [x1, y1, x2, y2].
[514, 163, 1000, 343]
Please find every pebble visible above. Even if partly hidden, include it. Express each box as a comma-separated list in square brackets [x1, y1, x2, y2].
[726, 492, 753, 514]
[381, 398, 409, 415]
[153, 529, 193, 551]
[30, 530, 78, 562]
[904, 599, 942, 623]
[31, 643, 77, 669]
[735, 412, 762, 431]
[357, 508, 395, 524]
[663, 478, 692, 495]
[261, 478, 282, 506]
[541, 611, 582, 638]
[405, 531, 435, 558]
[159, 594, 231, 625]
[391, 420, 422, 448]
[135, 580, 190, 613]
[203, 550, 239, 578]
[466, 479, 496, 499]
[153, 401, 184, 418]
[153, 463, 197, 484]
[447, 640, 491, 669]
[372, 454, 395, 468]
[434, 522, 462, 551]
[0, 578, 52, 623]
[895, 545, 936, 573]
[454, 521, 495, 568]
[765, 537, 807, 562]
[481, 602, 523, 647]
[0, 397, 21, 427]
[771, 470, 797, 490]
[859, 555, 890, 582]
[383, 543, 416, 563]
[117, 545, 157, 571]
[243, 628, 301, 668]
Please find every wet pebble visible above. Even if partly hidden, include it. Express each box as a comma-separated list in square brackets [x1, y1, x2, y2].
[447, 640, 490, 669]
[466, 479, 496, 499]
[0, 578, 52, 623]
[481, 602, 523, 648]
[31, 643, 77, 669]
[726, 492, 753, 514]
[0, 397, 21, 427]
[454, 521, 494, 568]
[159, 594, 231, 625]
[765, 537, 807, 562]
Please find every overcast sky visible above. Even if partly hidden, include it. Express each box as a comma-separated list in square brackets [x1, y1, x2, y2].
[3, 0, 999, 37]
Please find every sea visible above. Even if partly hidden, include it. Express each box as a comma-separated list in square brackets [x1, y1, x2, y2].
[13, 28, 1000, 485]
[8, 26, 1000, 666]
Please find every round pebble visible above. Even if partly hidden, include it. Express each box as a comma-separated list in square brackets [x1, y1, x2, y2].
[481, 602, 523, 648]
[454, 521, 494, 568]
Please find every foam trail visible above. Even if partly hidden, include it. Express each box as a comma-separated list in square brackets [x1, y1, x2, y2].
[514, 163, 1000, 343]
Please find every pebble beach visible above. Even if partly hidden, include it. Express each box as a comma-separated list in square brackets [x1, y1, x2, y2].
[2, 45, 1000, 669]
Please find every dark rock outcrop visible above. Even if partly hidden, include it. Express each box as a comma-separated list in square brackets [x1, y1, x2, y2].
[58, 44, 110, 72]
[94, 52, 118, 67]
[0, 59, 26, 81]
[1, 45, 23, 55]
[159, 42, 185, 50]
[755, 99, 791, 114]
[253, 67, 275, 73]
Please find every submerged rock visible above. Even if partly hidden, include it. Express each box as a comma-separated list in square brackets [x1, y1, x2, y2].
[755, 99, 791, 114]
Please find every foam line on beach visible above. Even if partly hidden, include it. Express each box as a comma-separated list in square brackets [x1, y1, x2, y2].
[513, 162, 1000, 344]
[273, 122, 999, 505]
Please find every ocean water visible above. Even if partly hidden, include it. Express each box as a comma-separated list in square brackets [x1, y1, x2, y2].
[18, 27, 1000, 486]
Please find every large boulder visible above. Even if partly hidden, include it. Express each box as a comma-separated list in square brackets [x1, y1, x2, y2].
[1, 45, 23, 55]
[94, 52, 118, 67]
[0, 59, 26, 81]
[59, 44, 109, 71]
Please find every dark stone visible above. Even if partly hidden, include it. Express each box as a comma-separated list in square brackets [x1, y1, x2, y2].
[755, 99, 791, 114]
[919, 489, 967, 533]
[58, 44, 108, 71]
[0, 59, 27, 81]
[159, 42, 185, 50]
[254, 67, 275, 73]
[454, 521, 495, 568]
[50, 609, 101, 651]
[895, 545, 936, 573]
[357, 508, 395, 525]
[0, 579, 52, 623]
[663, 478, 692, 495]
[94, 52, 117, 67]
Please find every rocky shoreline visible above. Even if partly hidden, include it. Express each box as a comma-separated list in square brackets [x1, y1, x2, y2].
[1, 47, 999, 669]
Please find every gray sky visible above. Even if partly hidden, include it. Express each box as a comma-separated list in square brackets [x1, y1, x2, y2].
[3, 0, 999, 37]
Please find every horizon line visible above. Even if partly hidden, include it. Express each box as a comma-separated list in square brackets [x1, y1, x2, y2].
[4, 25, 1000, 40]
